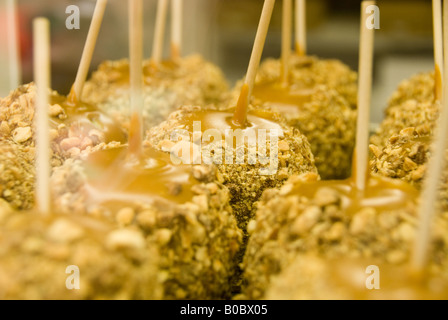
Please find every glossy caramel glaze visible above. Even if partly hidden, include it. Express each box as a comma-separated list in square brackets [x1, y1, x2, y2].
[252, 81, 314, 116]
[50, 94, 127, 144]
[82, 145, 199, 209]
[435, 64, 442, 102]
[287, 174, 419, 217]
[232, 84, 250, 127]
[265, 254, 448, 299]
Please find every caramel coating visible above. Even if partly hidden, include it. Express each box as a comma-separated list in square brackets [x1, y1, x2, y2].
[51, 143, 243, 299]
[265, 255, 448, 300]
[0, 83, 126, 162]
[231, 55, 357, 179]
[241, 173, 448, 299]
[146, 105, 318, 234]
[253, 55, 358, 108]
[0, 208, 162, 300]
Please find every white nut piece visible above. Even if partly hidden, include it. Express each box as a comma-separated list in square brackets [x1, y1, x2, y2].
[106, 229, 146, 251]
[12, 126, 32, 143]
[47, 219, 85, 244]
[290, 205, 322, 236]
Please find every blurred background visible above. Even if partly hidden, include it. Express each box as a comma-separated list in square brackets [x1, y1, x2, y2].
[0, 0, 435, 124]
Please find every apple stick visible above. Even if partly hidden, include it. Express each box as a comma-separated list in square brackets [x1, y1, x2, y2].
[233, 0, 276, 126]
[412, 0, 448, 272]
[6, 0, 21, 91]
[295, 0, 306, 56]
[281, 0, 292, 85]
[128, 0, 144, 157]
[171, 0, 182, 60]
[355, 1, 376, 191]
[151, 0, 169, 65]
[33, 17, 51, 215]
[433, 0, 443, 101]
[69, 0, 108, 102]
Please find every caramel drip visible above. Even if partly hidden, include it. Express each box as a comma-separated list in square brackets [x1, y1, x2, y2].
[280, 60, 289, 87]
[287, 175, 419, 217]
[435, 64, 443, 102]
[232, 84, 250, 127]
[252, 81, 314, 116]
[83, 145, 199, 209]
[171, 43, 181, 61]
[50, 94, 127, 144]
[295, 42, 305, 57]
[179, 108, 285, 144]
[143, 60, 178, 83]
[67, 86, 77, 104]
[127, 112, 143, 159]
[313, 257, 448, 299]
[350, 148, 368, 190]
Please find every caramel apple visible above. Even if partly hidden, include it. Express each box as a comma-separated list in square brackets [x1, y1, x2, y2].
[236, 56, 357, 180]
[371, 127, 448, 213]
[264, 254, 448, 300]
[240, 172, 437, 299]
[371, 2, 442, 149]
[253, 55, 358, 108]
[51, 137, 242, 299]
[0, 84, 126, 210]
[370, 95, 440, 149]
[0, 203, 163, 300]
[145, 101, 318, 235]
[0, 83, 127, 161]
[387, 71, 436, 108]
[82, 55, 229, 130]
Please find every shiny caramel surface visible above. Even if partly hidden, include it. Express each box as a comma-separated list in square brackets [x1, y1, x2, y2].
[435, 64, 442, 101]
[252, 81, 314, 116]
[50, 94, 127, 144]
[287, 174, 419, 216]
[83, 145, 199, 208]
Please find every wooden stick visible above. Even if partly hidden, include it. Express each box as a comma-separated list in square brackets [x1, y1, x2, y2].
[151, 0, 169, 65]
[6, 0, 21, 91]
[412, 0, 448, 272]
[233, 0, 276, 126]
[128, 0, 144, 157]
[69, 0, 108, 102]
[281, 0, 292, 85]
[433, 0, 443, 101]
[171, 0, 182, 60]
[295, 0, 306, 56]
[355, 1, 375, 191]
[33, 17, 51, 215]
